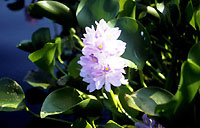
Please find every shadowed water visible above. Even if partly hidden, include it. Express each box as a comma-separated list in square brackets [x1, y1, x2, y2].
[0, 1, 61, 127]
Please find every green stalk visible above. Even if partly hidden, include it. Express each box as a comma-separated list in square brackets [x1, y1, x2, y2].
[139, 70, 147, 88]
[55, 62, 67, 75]
[25, 107, 72, 124]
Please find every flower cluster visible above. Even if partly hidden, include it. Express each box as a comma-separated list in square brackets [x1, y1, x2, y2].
[135, 114, 164, 128]
[78, 19, 127, 92]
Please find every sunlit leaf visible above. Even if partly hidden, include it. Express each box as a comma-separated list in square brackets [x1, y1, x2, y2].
[188, 43, 200, 66]
[40, 87, 82, 118]
[28, 1, 73, 25]
[55, 37, 64, 64]
[105, 120, 123, 128]
[196, 9, 200, 30]
[0, 78, 25, 111]
[155, 61, 200, 118]
[125, 87, 173, 115]
[109, 17, 150, 69]
[118, 0, 136, 19]
[28, 43, 57, 77]
[76, 0, 119, 27]
[118, 86, 139, 118]
[24, 69, 53, 89]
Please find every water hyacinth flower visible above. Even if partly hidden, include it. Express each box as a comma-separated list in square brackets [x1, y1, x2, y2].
[135, 114, 163, 128]
[78, 19, 127, 92]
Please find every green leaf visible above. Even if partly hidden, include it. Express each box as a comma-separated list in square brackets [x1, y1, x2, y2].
[155, 61, 200, 118]
[76, 0, 119, 28]
[118, 0, 136, 19]
[0, 78, 25, 111]
[68, 55, 82, 79]
[71, 118, 92, 128]
[24, 69, 53, 89]
[189, 13, 196, 30]
[188, 43, 200, 66]
[196, 9, 200, 30]
[55, 37, 64, 64]
[28, 43, 57, 77]
[32, 27, 51, 50]
[40, 87, 82, 118]
[109, 17, 150, 69]
[72, 98, 104, 117]
[118, 86, 139, 118]
[186, 0, 194, 23]
[29, 1, 73, 25]
[125, 87, 173, 115]
[105, 120, 123, 128]
[16, 40, 34, 53]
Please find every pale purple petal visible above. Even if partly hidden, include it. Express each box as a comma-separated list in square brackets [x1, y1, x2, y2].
[78, 19, 127, 92]
[105, 80, 111, 92]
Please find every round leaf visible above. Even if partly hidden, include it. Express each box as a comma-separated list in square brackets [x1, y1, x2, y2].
[109, 17, 150, 69]
[76, 0, 119, 27]
[0, 78, 25, 111]
[29, 1, 73, 25]
[125, 87, 173, 115]
[40, 87, 82, 118]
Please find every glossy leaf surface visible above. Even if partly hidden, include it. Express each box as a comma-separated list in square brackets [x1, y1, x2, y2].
[0, 78, 25, 111]
[40, 87, 82, 118]
[76, 0, 119, 27]
[29, 1, 73, 25]
[125, 87, 173, 115]
[109, 17, 150, 69]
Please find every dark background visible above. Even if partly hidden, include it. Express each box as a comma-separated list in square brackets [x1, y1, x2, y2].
[0, 0, 63, 127]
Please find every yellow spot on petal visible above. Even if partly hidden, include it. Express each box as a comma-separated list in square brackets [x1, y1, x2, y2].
[99, 45, 102, 49]
[105, 67, 109, 71]
[93, 58, 96, 62]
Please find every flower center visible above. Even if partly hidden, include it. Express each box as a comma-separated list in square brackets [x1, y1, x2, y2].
[104, 65, 110, 72]
[98, 45, 102, 49]
[89, 54, 98, 63]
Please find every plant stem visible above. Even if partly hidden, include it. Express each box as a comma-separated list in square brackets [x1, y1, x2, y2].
[139, 70, 147, 88]
[91, 120, 96, 128]
[55, 62, 67, 75]
[25, 107, 72, 124]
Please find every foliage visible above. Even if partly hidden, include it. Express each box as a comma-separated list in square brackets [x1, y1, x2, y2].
[1, 0, 200, 127]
